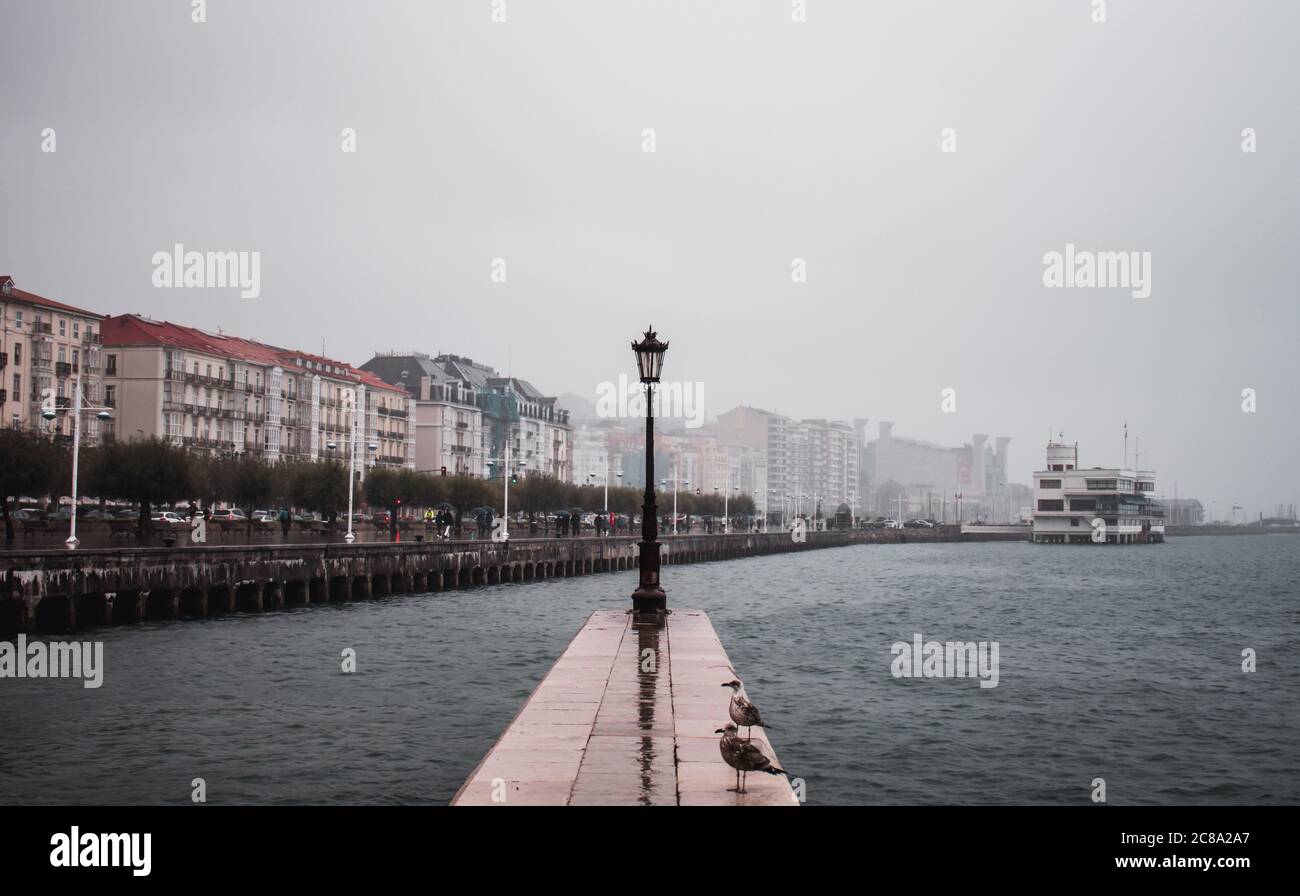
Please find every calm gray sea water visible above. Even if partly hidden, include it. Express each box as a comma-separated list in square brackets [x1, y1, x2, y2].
[1, 536, 1296, 805]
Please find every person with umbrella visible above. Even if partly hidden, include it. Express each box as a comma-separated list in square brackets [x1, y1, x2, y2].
[434, 503, 454, 541]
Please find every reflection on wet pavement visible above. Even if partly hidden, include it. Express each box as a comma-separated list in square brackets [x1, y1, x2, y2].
[452, 608, 796, 806]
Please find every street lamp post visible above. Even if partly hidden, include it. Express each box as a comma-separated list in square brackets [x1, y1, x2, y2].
[659, 468, 688, 535]
[50, 370, 114, 550]
[713, 481, 738, 533]
[630, 327, 668, 615]
[329, 397, 363, 542]
[588, 464, 623, 514]
[485, 443, 523, 540]
[326, 398, 360, 543]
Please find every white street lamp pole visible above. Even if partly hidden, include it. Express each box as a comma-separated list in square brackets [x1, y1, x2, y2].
[62, 369, 113, 550]
[345, 398, 357, 542]
[66, 373, 83, 549]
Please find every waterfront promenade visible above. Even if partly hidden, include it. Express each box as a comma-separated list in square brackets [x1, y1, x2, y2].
[0, 528, 988, 635]
[452, 608, 797, 806]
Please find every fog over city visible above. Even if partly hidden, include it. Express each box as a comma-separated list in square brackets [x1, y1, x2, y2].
[3, 0, 1297, 517]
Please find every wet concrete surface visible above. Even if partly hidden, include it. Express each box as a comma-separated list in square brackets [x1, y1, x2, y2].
[452, 608, 797, 806]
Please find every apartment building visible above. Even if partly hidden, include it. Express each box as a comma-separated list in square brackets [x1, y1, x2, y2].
[0, 276, 107, 441]
[799, 418, 860, 513]
[361, 352, 573, 482]
[714, 406, 792, 510]
[360, 353, 486, 475]
[100, 315, 410, 470]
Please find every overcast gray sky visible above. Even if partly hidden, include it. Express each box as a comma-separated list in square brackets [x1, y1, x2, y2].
[3, 0, 1297, 518]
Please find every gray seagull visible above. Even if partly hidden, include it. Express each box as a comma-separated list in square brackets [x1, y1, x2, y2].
[715, 723, 787, 793]
[721, 679, 769, 741]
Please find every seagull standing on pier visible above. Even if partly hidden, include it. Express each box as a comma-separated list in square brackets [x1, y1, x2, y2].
[721, 679, 768, 741]
[715, 724, 786, 794]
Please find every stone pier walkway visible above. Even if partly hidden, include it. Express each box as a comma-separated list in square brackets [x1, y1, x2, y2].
[451, 608, 797, 806]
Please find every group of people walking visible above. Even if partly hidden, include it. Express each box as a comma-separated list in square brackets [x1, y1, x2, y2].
[423, 508, 454, 541]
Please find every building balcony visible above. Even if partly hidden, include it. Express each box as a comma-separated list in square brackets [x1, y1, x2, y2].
[182, 435, 237, 452]
[82, 331, 102, 345]
[31, 321, 52, 336]
[183, 371, 235, 388]
[54, 361, 72, 377]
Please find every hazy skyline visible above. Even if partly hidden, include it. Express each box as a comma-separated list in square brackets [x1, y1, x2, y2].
[3, 1, 1297, 518]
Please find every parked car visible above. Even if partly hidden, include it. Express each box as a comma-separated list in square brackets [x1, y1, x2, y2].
[12, 509, 47, 521]
[209, 509, 246, 522]
[904, 519, 934, 529]
[151, 511, 185, 527]
[883, 518, 902, 529]
[82, 509, 117, 520]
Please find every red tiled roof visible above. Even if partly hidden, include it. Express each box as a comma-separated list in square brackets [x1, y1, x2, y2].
[100, 314, 405, 395]
[0, 276, 104, 319]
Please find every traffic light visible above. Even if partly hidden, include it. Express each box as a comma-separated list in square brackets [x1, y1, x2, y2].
[510, 472, 518, 484]
[440, 466, 447, 476]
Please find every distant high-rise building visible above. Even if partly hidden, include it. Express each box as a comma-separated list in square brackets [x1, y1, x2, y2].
[865, 422, 1017, 522]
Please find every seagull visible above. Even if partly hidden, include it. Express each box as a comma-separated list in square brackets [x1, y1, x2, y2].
[721, 679, 769, 741]
[715, 724, 787, 793]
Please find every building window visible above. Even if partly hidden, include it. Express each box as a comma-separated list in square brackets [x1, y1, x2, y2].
[73, 321, 80, 338]
[106, 354, 117, 375]
[1070, 498, 1097, 511]
[1086, 479, 1118, 490]
[58, 319, 66, 336]
[1039, 479, 1062, 489]
[14, 311, 22, 328]
[12, 374, 19, 396]
[12, 342, 20, 365]
[1037, 499, 1064, 512]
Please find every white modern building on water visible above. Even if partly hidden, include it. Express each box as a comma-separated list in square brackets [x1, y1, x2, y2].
[1031, 438, 1165, 544]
